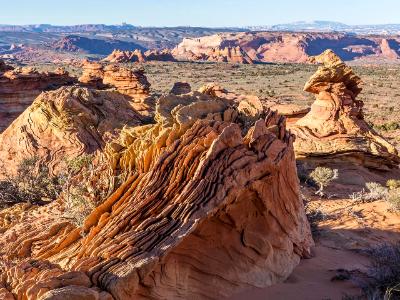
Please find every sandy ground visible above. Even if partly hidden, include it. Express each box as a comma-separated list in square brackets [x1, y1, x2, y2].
[231, 188, 400, 300]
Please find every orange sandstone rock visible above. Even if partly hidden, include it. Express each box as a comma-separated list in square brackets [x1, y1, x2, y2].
[0, 85, 312, 299]
[0, 62, 76, 132]
[290, 49, 400, 177]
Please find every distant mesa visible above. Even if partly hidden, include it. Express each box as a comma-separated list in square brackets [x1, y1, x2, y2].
[173, 32, 400, 63]
[51, 35, 146, 55]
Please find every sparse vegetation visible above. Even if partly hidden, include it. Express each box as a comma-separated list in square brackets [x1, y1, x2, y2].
[386, 189, 400, 212]
[387, 179, 400, 190]
[309, 167, 338, 196]
[361, 243, 400, 300]
[0, 156, 61, 209]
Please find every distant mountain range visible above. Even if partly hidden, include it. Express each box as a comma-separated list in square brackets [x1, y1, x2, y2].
[0, 21, 400, 35]
[247, 21, 400, 35]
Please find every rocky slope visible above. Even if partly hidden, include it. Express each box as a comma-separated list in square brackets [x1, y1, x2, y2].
[0, 82, 312, 299]
[0, 61, 76, 132]
[173, 32, 400, 63]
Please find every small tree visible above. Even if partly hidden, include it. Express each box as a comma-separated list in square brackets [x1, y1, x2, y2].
[309, 167, 338, 196]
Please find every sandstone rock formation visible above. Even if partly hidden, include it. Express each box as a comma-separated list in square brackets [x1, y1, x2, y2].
[0, 84, 312, 299]
[173, 37, 254, 64]
[78, 60, 105, 88]
[170, 81, 191, 95]
[103, 49, 177, 63]
[270, 103, 310, 125]
[102, 65, 150, 100]
[0, 62, 76, 132]
[102, 49, 146, 63]
[0, 86, 145, 177]
[290, 50, 400, 175]
[144, 49, 176, 61]
[79, 61, 150, 99]
[173, 32, 400, 63]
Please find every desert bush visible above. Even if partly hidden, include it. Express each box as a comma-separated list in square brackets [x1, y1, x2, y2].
[387, 179, 400, 190]
[365, 182, 388, 201]
[309, 167, 338, 196]
[386, 189, 400, 212]
[0, 156, 61, 209]
[349, 182, 388, 204]
[61, 154, 126, 227]
[361, 243, 400, 299]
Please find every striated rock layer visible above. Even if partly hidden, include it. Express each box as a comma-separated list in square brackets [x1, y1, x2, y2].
[290, 50, 400, 184]
[0, 86, 145, 177]
[0, 61, 76, 132]
[79, 61, 154, 116]
[0, 85, 312, 299]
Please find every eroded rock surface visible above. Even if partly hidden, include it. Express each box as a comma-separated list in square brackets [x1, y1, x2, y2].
[0, 61, 76, 132]
[0, 85, 312, 299]
[290, 50, 400, 183]
[0, 86, 145, 177]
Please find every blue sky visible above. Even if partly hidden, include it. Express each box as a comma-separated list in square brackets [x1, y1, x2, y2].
[1, 0, 399, 26]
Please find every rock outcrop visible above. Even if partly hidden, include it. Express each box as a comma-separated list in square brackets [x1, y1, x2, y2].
[103, 49, 177, 63]
[0, 84, 312, 299]
[144, 49, 176, 61]
[102, 49, 146, 63]
[0, 86, 145, 177]
[102, 65, 150, 100]
[170, 81, 191, 95]
[79, 61, 150, 100]
[173, 32, 400, 63]
[0, 63, 76, 132]
[290, 50, 400, 181]
[173, 38, 254, 64]
[78, 60, 105, 88]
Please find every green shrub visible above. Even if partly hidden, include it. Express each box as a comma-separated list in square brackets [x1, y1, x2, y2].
[386, 189, 400, 212]
[0, 156, 61, 209]
[387, 179, 400, 190]
[309, 167, 339, 196]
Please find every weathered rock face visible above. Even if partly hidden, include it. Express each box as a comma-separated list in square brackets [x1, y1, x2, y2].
[78, 60, 106, 88]
[102, 49, 146, 63]
[79, 61, 151, 100]
[102, 65, 150, 100]
[0, 62, 76, 132]
[170, 81, 191, 95]
[0, 86, 145, 177]
[0, 85, 312, 299]
[270, 103, 310, 125]
[290, 49, 400, 174]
